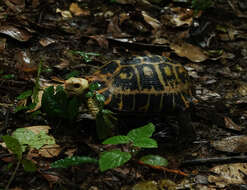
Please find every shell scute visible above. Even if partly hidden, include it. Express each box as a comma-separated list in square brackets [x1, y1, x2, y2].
[92, 55, 192, 113]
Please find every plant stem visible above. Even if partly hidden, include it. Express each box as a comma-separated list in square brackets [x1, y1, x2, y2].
[5, 159, 21, 190]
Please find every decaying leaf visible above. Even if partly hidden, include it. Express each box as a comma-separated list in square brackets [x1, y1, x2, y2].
[15, 50, 38, 73]
[56, 8, 73, 19]
[0, 25, 32, 41]
[142, 11, 160, 31]
[69, 3, 90, 16]
[208, 163, 247, 188]
[211, 136, 247, 153]
[224, 117, 242, 131]
[170, 42, 208, 62]
[38, 144, 62, 158]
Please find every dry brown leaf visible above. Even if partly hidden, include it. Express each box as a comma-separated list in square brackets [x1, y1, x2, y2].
[15, 50, 37, 73]
[39, 144, 62, 158]
[211, 136, 247, 153]
[64, 148, 77, 157]
[89, 35, 109, 49]
[69, 3, 90, 16]
[142, 11, 160, 31]
[56, 8, 72, 19]
[170, 42, 208, 62]
[224, 117, 242, 131]
[0, 25, 32, 42]
[39, 37, 56, 47]
[170, 7, 193, 27]
[208, 163, 247, 188]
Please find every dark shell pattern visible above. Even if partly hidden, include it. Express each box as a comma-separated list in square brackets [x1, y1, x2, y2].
[88, 55, 193, 113]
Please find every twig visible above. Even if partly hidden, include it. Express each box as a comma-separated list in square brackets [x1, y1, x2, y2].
[182, 155, 247, 166]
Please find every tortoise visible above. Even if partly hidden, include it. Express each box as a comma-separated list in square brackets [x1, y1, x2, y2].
[65, 55, 193, 114]
[64, 55, 194, 137]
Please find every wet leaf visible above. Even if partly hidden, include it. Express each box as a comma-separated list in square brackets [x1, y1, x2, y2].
[132, 137, 158, 148]
[103, 136, 131, 145]
[0, 25, 32, 41]
[127, 123, 155, 139]
[211, 136, 247, 153]
[140, 155, 168, 166]
[99, 150, 131, 171]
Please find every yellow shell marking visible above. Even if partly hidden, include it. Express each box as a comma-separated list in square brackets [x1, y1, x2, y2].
[143, 66, 154, 77]
[119, 72, 133, 80]
[164, 66, 172, 76]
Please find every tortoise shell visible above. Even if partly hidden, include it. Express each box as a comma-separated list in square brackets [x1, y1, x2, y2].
[86, 55, 193, 113]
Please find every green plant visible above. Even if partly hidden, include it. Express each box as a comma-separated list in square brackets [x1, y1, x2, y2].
[41, 85, 80, 120]
[50, 123, 167, 172]
[15, 60, 43, 113]
[86, 82, 117, 139]
[99, 122, 168, 171]
[2, 127, 54, 190]
[70, 51, 100, 62]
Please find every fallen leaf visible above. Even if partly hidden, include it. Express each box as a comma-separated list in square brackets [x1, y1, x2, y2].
[208, 163, 247, 188]
[56, 8, 73, 19]
[211, 136, 247, 153]
[0, 25, 32, 41]
[39, 37, 56, 47]
[39, 144, 62, 158]
[69, 3, 90, 16]
[142, 11, 160, 31]
[224, 117, 242, 131]
[170, 42, 208, 62]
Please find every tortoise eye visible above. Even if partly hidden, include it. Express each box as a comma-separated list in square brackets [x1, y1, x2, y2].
[73, 83, 81, 88]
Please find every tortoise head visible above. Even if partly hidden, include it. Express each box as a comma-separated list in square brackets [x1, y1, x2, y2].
[64, 77, 89, 96]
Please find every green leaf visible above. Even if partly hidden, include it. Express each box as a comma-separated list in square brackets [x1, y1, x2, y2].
[12, 128, 36, 152]
[99, 150, 131, 172]
[14, 105, 29, 113]
[22, 159, 37, 172]
[102, 136, 131, 145]
[2, 74, 15, 79]
[89, 82, 101, 91]
[17, 90, 33, 100]
[2, 136, 22, 160]
[139, 155, 168, 167]
[51, 156, 98, 169]
[132, 137, 158, 148]
[95, 93, 105, 104]
[29, 131, 55, 149]
[85, 91, 94, 98]
[127, 123, 155, 140]
[41, 86, 79, 120]
[12, 128, 55, 150]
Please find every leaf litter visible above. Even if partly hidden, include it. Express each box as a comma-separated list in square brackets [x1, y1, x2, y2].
[0, 0, 247, 189]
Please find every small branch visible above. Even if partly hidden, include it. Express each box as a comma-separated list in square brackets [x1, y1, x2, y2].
[181, 155, 247, 166]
